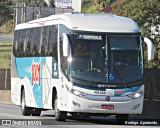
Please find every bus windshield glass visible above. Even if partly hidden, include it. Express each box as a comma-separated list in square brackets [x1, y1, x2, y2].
[69, 33, 143, 86]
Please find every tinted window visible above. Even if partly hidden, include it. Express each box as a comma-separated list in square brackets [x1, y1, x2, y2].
[48, 25, 58, 61]
[26, 28, 34, 57]
[13, 25, 58, 58]
[33, 27, 41, 56]
[13, 30, 20, 57]
[41, 26, 48, 56]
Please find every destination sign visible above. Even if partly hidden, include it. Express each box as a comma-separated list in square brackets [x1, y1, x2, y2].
[54, 0, 72, 9]
[79, 34, 103, 40]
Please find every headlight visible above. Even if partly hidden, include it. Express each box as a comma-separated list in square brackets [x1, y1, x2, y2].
[135, 92, 141, 98]
[65, 84, 87, 97]
[71, 89, 87, 97]
[128, 92, 143, 98]
[72, 90, 82, 96]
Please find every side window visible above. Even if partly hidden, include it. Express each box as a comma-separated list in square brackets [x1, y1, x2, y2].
[26, 28, 34, 57]
[41, 26, 48, 56]
[18, 29, 26, 57]
[13, 30, 19, 57]
[48, 25, 58, 60]
[24, 29, 28, 57]
[33, 27, 41, 56]
[46, 25, 58, 78]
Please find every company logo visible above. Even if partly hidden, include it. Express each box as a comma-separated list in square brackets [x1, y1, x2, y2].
[31, 61, 40, 86]
[98, 84, 117, 88]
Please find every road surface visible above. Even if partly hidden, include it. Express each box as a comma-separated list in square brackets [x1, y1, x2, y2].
[0, 35, 13, 42]
[0, 103, 159, 128]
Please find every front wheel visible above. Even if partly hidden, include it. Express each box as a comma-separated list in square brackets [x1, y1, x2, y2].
[116, 114, 129, 124]
[54, 95, 67, 121]
[21, 89, 32, 116]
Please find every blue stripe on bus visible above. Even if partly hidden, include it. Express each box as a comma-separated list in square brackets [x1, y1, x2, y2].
[73, 83, 141, 96]
[16, 57, 46, 108]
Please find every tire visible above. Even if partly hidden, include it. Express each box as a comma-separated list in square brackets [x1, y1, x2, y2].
[54, 95, 67, 121]
[21, 89, 32, 116]
[32, 108, 41, 116]
[116, 114, 129, 125]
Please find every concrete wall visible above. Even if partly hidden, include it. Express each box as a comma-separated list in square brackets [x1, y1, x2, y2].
[0, 69, 11, 90]
[144, 68, 160, 101]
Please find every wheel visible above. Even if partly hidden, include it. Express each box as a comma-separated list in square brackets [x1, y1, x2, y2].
[32, 108, 41, 116]
[21, 89, 32, 116]
[54, 95, 67, 121]
[116, 114, 129, 124]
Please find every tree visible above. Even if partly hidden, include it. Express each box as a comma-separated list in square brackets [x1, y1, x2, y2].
[112, 0, 160, 68]
[0, 0, 14, 23]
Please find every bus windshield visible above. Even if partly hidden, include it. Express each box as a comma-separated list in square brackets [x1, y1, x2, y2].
[69, 33, 143, 87]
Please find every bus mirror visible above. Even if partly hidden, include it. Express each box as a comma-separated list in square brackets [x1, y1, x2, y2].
[62, 33, 70, 57]
[144, 37, 154, 60]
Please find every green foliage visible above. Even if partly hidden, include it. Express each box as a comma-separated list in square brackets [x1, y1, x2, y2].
[0, 20, 14, 34]
[0, 1, 13, 23]
[112, 0, 160, 68]
[16, 0, 55, 7]
[82, 0, 160, 68]
[0, 41, 12, 68]
[82, 0, 99, 13]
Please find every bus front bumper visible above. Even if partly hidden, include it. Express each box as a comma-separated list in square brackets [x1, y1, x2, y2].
[67, 93, 143, 115]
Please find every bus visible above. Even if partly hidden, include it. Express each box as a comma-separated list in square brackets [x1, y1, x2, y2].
[11, 13, 154, 123]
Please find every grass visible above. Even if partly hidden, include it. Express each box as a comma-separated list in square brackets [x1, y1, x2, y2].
[0, 41, 12, 68]
[0, 20, 14, 35]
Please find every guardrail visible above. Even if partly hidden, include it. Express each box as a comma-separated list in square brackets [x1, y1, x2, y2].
[0, 69, 10, 90]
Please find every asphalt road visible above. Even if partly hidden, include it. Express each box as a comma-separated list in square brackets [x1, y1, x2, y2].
[0, 104, 159, 128]
[0, 35, 13, 42]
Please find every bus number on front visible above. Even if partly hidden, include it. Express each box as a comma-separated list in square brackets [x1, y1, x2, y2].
[94, 91, 106, 95]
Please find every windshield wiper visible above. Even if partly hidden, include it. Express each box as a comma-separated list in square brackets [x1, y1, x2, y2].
[112, 62, 128, 88]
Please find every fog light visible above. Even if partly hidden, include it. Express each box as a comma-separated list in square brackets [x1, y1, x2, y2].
[72, 101, 81, 108]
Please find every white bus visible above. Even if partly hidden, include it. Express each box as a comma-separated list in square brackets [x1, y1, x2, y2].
[11, 13, 154, 123]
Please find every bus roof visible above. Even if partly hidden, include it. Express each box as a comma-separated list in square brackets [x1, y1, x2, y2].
[15, 13, 141, 33]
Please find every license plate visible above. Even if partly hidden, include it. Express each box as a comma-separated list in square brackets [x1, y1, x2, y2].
[101, 104, 114, 110]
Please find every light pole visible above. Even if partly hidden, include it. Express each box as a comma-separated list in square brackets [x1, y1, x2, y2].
[15, 0, 18, 25]
[3, 24, 5, 42]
